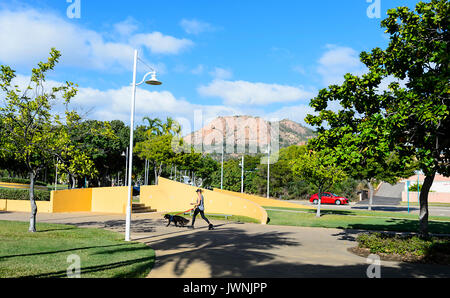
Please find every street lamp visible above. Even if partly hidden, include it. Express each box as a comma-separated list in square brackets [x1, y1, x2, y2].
[125, 49, 162, 242]
[121, 147, 128, 186]
[211, 126, 225, 190]
[266, 144, 270, 199]
[239, 155, 244, 193]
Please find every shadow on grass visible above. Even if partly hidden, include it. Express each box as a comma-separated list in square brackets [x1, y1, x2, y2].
[36, 227, 78, 233]
[0, 243, 131, 260]
[351, 206, 419, 212]
[21, 256, 154, 278]
[344, 219, 450, 235]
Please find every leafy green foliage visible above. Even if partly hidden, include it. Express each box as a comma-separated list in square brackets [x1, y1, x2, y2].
[291, 151, 347, 192]
[0, 48, 92, 231]
[0, 188, 50, 201]
[0, 177, 47, 186]
[305, 0, 449, 235]
[357, 232, 450, 263]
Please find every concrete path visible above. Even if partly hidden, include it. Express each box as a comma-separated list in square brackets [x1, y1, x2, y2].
[1, 211, 449, 278]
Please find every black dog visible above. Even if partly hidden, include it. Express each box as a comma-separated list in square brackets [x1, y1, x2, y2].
[164, 214, 190, 227]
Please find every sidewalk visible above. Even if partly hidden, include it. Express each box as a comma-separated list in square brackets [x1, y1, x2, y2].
[1, 211, 449, 278]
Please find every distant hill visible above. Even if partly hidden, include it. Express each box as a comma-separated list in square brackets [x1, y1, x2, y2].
[183, 116, 315, 154]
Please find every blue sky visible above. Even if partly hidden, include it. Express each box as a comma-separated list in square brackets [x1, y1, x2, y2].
[0, 0, 419, 133]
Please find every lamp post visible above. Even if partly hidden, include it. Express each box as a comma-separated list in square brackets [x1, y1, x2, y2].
[211, 126, 225, 190]
[267, 144, 270, 199]
[240, 155, 244, 193]
[121, 147, 128, 186]
[125, 49, 162, 242]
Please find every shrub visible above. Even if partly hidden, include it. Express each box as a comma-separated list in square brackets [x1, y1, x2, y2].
[357, 232, 450, 260]
[0, 177, 47, 187]
[0, 188, 51, 201]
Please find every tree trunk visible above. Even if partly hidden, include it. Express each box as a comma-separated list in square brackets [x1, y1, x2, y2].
[316, 186, 322, 218]
[29, 171, 37, 233]
[419, 172, 435, 238]
[367, 180, 374, 211]
[157, 162, 163, 184]
[71, 175, 76, 189]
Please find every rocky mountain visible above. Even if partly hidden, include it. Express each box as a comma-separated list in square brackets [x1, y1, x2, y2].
[183, 116, 315, 154]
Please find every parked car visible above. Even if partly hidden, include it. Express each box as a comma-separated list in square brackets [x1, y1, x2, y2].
[309, 192, 349, 205]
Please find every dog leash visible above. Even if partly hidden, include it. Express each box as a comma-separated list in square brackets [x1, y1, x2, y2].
[174, 208, 195, 216]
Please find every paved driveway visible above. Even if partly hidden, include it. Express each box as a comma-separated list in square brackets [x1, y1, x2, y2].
[1, 211, 449, 278]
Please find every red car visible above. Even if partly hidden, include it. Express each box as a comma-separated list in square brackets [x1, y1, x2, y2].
[309, 192, 349, 205]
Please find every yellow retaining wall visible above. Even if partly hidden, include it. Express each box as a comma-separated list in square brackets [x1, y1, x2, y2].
[214, 188, 313, 210]
[50, 188, 92, 213]
[0, 199, 52, 213]
[140, 178, 268, 224]
[140, 185, 165, 208]
[1, 186, 129, 214]
[91, 186, 128, 214]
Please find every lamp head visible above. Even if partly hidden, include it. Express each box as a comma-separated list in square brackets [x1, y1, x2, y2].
[145, 72, 162, 85]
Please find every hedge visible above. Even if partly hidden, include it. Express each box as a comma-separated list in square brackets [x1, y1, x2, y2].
[0, 177, 47, 187]
[0, 188, 51, 201]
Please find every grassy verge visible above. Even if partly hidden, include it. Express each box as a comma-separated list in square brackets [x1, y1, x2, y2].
[353, 232, 450, 264]
[0, 221, 155, 278]
[399, 201, 450, 208]
[265, 207, 450, 234]
[167, 212, 260, 224]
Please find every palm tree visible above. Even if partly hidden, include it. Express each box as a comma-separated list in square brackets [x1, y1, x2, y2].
[143, 117, 163, 136]
[162, 117, 182, 136]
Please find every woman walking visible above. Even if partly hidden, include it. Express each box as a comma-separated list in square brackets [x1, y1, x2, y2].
[191, 189, 214, 230]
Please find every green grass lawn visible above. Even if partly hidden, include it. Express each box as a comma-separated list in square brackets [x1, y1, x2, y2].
[168, 211, 260, 224]
[265, 207, 450, 234]
[0, 221, 155, 278]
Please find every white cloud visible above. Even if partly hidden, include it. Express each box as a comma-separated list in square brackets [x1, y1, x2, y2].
[198, 79, 316, 106]
[5, 73, 324, 135]
[0, 8, 193, 71]
[180, 19, 215, 35]
[317, 44, 367, 86]
[191, 64, 205, 75]
[130, 32, 194, 55]
[292, 65, 306, 75]
[71, 84, 242, 130]
[264, 105, 316, 127]
[209, 67, 233, 80]
[5, 73, 243, 132]
[113, 17, 139, 37]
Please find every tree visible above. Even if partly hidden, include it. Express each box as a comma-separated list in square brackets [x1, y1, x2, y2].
[0, 48, 79, 232]
[195, 155, 219, 188]
[135, 117, 182, 184]
[143, 117, 163, 136]
[256, 145, 307, 199]
[306, 0, 449, 236]
[55, 116, 119, 188]
[306, 91, 418, 210]
[291, 151, 347, 217]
